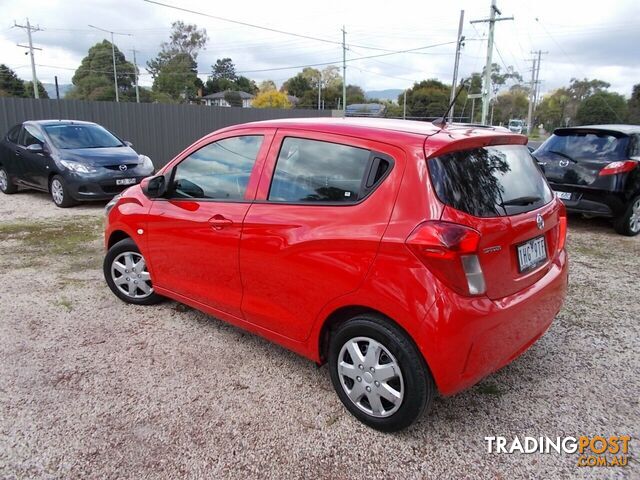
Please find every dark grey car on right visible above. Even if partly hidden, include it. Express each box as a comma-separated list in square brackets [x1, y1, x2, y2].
[534, 125, 640, 236]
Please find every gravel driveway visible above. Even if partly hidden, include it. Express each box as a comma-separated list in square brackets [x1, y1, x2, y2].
[0, 191, 638, 479]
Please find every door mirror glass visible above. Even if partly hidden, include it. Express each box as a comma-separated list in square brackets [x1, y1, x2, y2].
[141, 174, 167, 198]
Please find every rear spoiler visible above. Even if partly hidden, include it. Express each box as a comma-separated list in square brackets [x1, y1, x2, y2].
[554, 128, 629, 138]
[424, 133, 527, 159]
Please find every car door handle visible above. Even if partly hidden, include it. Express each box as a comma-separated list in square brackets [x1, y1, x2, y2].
[208, 214, 233, 230]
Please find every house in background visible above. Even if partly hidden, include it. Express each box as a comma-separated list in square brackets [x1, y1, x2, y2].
[202, 90, 255, 108]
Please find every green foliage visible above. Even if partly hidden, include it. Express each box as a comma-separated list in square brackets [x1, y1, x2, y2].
[211, 58, 236, 81]
[253, 90, 292, 109]
[0, 64, 26, 97]
[204, 58, 257, 95]
[492, 88, 529, 126]
[223, 91, 243, 107]
[627, 84, 640, 125]
[148, 21, 208, 102]
[535, 88, 571, 131]
[258, 80, 276, 93]
[281, 73, 311, 98]
[24, 80, 49, 99]
[68, 40, 136, 101]
[402, 79, 457, 119]
[575, 91, 627, 125]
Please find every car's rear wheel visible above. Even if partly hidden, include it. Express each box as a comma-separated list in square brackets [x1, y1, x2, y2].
[614, 195, 640, 236]
[103, 238, 163, 305]
[50, 175, 76, 208]
[328, 313, 435, 432]
[0, 167, 17, 194]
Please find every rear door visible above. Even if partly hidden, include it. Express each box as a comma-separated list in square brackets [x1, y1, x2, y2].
[239, 130, 403, 342]
[145, 129, 273, 318]
[1, 125, 24, 179]
[535, 128, 630, 188]
[428, 143, 560, 300]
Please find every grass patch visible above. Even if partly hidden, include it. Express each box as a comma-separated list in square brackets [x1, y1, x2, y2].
[55, 297, 73, 312]
[0, 216, 103, 256]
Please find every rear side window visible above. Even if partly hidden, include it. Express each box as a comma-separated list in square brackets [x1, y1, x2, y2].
[428, 144, 553, 217]
[6, 125, 21, 143]
[537, 131, 629, 161]
[171, 135, 263, 200]
[268, 137, 371, 203]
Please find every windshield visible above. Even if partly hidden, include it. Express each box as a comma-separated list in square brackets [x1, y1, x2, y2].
[428, 144, 553, 217]
[509, 120, 523, 127]
[43, 124, 124, 149]
[537, 131, 629, 161]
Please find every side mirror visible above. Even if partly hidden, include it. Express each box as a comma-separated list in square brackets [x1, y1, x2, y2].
[26, 143, 44, 153]
[141, 174, 167, 198]
[527, 146, 535, 153]
[124, 141, 133, 147]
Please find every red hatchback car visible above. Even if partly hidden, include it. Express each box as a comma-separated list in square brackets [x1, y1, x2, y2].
[103, 118, 568, 431]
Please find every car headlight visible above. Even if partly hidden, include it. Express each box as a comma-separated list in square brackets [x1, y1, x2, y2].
[105, 194, 122, 215]
[60, 159, 97, 173]
[139, 155, 154, 173]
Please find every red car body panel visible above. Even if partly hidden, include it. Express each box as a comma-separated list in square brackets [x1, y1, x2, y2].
[105, 118, 568, 396]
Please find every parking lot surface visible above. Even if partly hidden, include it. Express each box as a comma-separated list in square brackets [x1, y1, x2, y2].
[0, 191, 637, 479]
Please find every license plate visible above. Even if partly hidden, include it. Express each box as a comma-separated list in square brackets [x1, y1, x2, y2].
[555, 191, 572, 200]
[116, 178, 137, 186]
[517, 236, 547, 272]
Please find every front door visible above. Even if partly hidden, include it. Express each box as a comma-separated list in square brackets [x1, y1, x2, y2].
[145, 131, 272, 318]
[18, 124, 50, 189]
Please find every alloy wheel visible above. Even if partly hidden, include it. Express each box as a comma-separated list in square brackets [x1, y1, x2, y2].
[51, 179, 64, 205]
[630, 199, 640, 234]
[0, 169, 7, 191]
[337, 336, 404, 418]
[110, 251, 153, 299]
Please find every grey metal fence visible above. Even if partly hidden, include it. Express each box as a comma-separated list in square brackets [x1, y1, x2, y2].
[0, 98, 332, 167]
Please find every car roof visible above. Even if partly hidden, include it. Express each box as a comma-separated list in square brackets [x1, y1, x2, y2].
[25, 119, 98, 127]
[224, 117, 517, 142]
[554, 124, 640, 136]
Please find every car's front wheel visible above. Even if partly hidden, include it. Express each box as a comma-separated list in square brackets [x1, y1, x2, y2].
[614, 195, 640, 236]
[0, 167, 17, 194]
[50, 175, 76, 208]
[328, 313, 435, 432]
[103, 238, 163, 305]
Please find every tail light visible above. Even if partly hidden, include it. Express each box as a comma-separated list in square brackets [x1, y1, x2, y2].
[406, 221, 486, 296]
[557, 203, 567, 251]
[599, 160, 637, 176]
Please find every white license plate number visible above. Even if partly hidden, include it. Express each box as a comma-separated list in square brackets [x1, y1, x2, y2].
[555, 191, 572, 200]
[116, 178, 137, 186]
[517, 236, 547, 272]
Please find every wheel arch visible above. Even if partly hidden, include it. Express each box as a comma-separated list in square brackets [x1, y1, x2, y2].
[108, 230, 132, 249]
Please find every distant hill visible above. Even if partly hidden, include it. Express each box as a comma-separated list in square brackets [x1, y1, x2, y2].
[365, 89, 403, 103]
[42, 83, 73, 99]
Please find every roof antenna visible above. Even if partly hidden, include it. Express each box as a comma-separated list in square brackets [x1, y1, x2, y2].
[432, 78, 468, 128]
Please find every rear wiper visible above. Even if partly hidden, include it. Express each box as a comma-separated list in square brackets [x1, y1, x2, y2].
[548, 150, 578, 163]
[501, 195, 542, 206]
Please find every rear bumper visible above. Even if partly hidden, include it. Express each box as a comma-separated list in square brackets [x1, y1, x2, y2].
[549, 184, 627, 218]
[421, 249, 568, 396]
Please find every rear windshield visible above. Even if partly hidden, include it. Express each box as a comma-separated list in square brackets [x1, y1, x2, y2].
[428, 144, 553, 217]
[537, 131, 629, 161]
[44, 124, 124, 149]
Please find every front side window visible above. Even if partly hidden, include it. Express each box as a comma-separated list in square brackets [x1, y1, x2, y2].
[268, 137, 371, 203]
[43, 124, 123, 149]
[20, 125, 45, 147]
[171, 135, 263, 200]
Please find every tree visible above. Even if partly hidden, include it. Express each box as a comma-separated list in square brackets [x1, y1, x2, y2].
[205, 58, 257, 95]
[253, 90, 292, 109]
[0, 65, 26, 97]
[576, 92, 627, 125]
[68, 40, 136, 101]
[281, 73, 311, 98]
[627, 84, 640, 125]
[223, 91, 243, 107]
[148, 21, 208, 102]
[402, 79, 459, 119]
[211, 58, 236, 81]
[259, 80, 276, 93]
[492, 86, 529, 125]
[24, 81, 49, 99]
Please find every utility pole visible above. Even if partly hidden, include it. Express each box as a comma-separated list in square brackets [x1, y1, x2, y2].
[88, 24, 132, 103]
[449, 10, 465, 123]
[532, 50, 548, 113]
[131, 48, 140, 103]
[54, 75, 60, 100]
[14, 18, 42, 99]
[526, 57, 537, 131]
[317, 73, 322, 110]
[403, 90, 407, 120]
[470, 0, 513, 125]
[342, 25, 347, 117]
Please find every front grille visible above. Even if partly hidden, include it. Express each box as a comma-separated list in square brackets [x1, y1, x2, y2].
[103, 164, 138, 171]
[101, 184, 132, 194]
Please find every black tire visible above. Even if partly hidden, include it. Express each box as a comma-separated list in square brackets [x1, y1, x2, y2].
[0, 166, 18, 194]
[613, 195, 640, 236]
[50, 174, 76, 208]
[328, 313, 435, 432]
[103, 238, 163, 305]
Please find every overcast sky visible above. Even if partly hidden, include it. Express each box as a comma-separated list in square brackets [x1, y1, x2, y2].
[1, 0, 639, 98]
